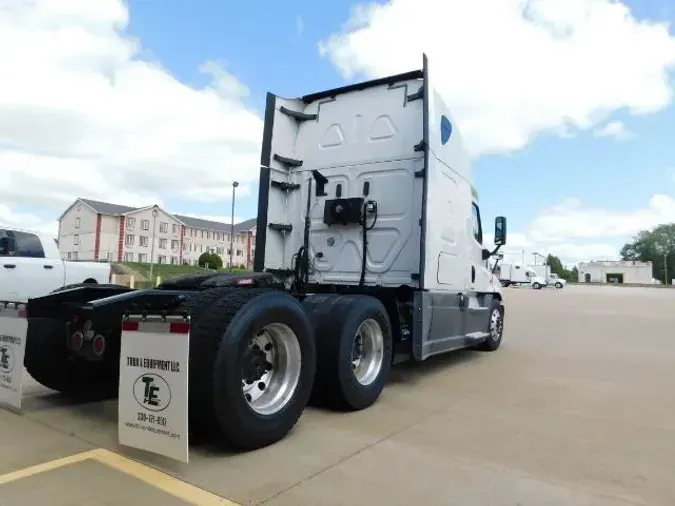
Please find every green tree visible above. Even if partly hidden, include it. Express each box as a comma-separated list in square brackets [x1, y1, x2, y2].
[208, 253, 223, 270]
[197, 252, 223, 270]
[620, 223, 675, 284]
[198, 252, 211, 268]
[545, 254, 576, 282]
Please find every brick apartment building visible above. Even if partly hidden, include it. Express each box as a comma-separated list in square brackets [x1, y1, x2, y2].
[57, 198, 257, 268]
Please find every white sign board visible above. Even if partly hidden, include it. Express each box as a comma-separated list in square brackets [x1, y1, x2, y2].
[118, 324, 190, 463]
[0, 309, 27, 410]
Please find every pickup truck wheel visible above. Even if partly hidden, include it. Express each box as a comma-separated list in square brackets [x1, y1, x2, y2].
[476, 299, 504, 352]
[302, 294, 393, 411]
[188, 288, 316, 451]
[24, 318, 120, 400]
[555, 282, 563, 289]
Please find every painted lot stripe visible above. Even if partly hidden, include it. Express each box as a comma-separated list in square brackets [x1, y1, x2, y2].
[0, 448, 239, 506]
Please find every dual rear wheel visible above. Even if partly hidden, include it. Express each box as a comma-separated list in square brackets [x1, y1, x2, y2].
[24, 287, 395, 451]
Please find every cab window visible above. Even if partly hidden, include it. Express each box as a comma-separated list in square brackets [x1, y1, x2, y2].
[0, 229, 15, 257]
[471, 203, 483, 244]
[14, 231, 45, 258]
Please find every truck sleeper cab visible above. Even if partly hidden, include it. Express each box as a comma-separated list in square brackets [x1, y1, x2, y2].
[4, 54, 508, 453]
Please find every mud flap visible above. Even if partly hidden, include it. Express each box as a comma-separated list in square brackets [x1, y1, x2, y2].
[0, 304, 27, 410]
[117, 315, 190, 463]
[0, 304, 27, 411]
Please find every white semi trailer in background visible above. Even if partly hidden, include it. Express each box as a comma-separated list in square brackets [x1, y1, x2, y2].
[530, 264, 566, 288]
[497, 263, 547, 289]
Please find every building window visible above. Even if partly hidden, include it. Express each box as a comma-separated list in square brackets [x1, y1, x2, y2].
[159, 238, 167, 249]
[171, 256, 179, 265]
[138, 253, 147, 262]
[172, 224, 179, 235]
[236, 249, 243, 256]
[126, 217, 135, 230]
[159, 222, 168, 234]
[125, 234, 134, 246]
[123, 252, 133, 262]
[139, 236, 148, 247]
[75, 217, 80, 228]
[141, 219, 149, 231]
[73, 251, 78, 260]
[158, 255, 166, 264]
[183, 242, 189, 251]
[74, 234, 79, 245]
[171, 240, 179, 251]
[67, 252, 71, 260]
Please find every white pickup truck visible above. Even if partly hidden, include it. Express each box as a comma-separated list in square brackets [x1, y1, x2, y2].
[0, 226, 111, 303]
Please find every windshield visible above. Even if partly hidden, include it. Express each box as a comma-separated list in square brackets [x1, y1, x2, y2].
[526, 270, 537, 277]
[550, 273, 558, 279]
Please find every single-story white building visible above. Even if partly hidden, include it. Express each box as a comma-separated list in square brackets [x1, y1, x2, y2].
[578, 260, 653, 284]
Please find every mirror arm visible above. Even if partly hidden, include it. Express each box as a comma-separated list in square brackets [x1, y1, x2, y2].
[490, 244, 503, 274]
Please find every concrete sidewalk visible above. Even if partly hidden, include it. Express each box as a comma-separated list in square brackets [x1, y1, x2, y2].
[1, 285, 674, 505]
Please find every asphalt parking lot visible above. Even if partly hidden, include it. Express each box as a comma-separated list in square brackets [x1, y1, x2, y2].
[1, 284, 675, 506]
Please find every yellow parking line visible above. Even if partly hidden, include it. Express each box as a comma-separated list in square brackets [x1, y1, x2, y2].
[0, 448, 240, 506]
[90, 449, 239, 505]
[0, 449, 99, 485]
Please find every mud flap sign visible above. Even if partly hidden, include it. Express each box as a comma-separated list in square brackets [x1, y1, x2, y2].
[118, 318, 190, 463]
[0, 306, 27, 411]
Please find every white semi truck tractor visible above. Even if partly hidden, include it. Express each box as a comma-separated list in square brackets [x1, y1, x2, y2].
[1, 54, 508, 453]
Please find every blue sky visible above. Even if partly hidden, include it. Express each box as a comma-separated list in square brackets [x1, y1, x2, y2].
[127, 0, 675, 261]
[2, 0, 675, 265]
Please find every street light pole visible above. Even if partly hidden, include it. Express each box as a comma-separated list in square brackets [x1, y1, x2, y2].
[149, 207, 158, 281]
[229, 181, 239, 273]
[665, 251, 668, 286]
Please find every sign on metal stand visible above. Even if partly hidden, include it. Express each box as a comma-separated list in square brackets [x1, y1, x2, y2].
[0, 303, 27, 410]
[117, 314, 190, 463]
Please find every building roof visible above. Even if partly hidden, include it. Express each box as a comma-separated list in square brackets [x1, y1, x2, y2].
[173, 215, 257, 234]
[80, 198, 137, 216]
[71, 198, 256, 234]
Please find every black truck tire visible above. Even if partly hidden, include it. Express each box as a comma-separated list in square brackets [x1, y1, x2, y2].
[302, 294, 393, 411]
[188, 288, 316, 450]
[24, 318, 121, 400]
[23, 286, 241, 400]
[22, 282, 128, 399]
[476, 298, 504, 352]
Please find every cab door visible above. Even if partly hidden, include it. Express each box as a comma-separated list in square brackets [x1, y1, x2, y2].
[0, 228, 20, 302]
[464, 202, 492, 336]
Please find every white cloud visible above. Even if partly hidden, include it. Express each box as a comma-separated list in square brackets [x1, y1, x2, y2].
[296, 15, 304, 38]
[0, 0, 263, 221]
[319, 0, 675, 156]
[593, 120, 634, 139]
[0, 205, 58, 237]
[486, 194, 675, 265]
[529, 195, 675, 242]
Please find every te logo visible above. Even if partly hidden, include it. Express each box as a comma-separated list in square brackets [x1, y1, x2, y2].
[0, 345, 14, 374]
[133, 373, 171, 412]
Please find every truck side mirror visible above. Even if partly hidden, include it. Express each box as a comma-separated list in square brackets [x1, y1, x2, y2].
[494, 216, 507, 246]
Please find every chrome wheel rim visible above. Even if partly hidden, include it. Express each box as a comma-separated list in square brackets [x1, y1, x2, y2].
[351, 318, 384, 386]
[490, 308, 502, 341]
[242, 323, 301, 416]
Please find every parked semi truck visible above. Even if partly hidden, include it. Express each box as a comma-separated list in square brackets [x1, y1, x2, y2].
[497, 263, 547, 289]
[0, 226, 111, 302]
[1, 54, 508, 453]
[530, 264, 566, 288]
